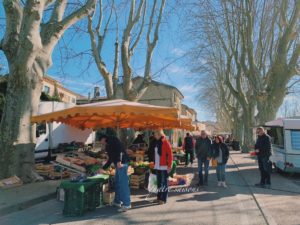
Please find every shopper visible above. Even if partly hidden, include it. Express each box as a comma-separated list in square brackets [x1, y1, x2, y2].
[254, 127, 272, 188]
[150, 129, 173, 204]
[99, 134, 131, 212]
[195, 130, 212, 186]
[183, 133, 195, 167]
[133, 133, 147, 146]
[212, 136, 229, 187]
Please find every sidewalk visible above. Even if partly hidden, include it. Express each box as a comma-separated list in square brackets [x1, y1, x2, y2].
[230, 151, 300, 225]
[0, 179, 60, 216]
[1, 152, 300, 225]
[230, 151, 300, 193]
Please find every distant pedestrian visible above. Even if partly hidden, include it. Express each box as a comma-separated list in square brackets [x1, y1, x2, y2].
[212, 136, 229, 187]
[183, 133, 195, 167]
[195, 130, 213, 186]
[99, 135, 131, 212]
[254, 127, 272, 188]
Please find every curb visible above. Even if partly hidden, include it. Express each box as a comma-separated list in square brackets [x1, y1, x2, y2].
[0, 192, 56, 217]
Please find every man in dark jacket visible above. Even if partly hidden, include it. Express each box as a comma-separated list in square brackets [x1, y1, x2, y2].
[195, 130, 212, 185]
[183, 133, 195, 166]
[254, 127, 272, 188]
[99, 134, 131, 211]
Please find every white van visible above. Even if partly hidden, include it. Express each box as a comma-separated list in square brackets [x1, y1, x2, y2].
[35, 101, 95, 159]
[265, 117, 300, 173]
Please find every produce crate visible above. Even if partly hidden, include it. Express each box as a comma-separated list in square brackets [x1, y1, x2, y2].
[135, 155, 144, 162]
[87, 174, 109, 207]
[134, 167, 147, 175]
[63, 187, 89, 216]
[130, 174, 145, 189]
[61, 179, 98, 216]
[93, 182, 103, 208]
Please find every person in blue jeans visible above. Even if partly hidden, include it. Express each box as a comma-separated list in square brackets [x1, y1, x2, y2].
[195, 130, 212, 186]
[254, 127, 272, 189]
[99, 134, 131, 212]
[149, 129, 173, 204]
[212, 136, 229, 187]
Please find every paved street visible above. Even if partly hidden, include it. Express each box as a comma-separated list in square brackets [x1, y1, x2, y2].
[1, 152, 300, 225]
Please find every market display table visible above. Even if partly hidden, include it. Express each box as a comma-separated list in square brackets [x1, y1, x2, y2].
[173, 153, 185, 164]
[60, 174, 109, 216]
[51, 161, 84, 178]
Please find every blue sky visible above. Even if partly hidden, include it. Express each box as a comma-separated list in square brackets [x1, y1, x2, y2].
[1, 2, 298, 122]
[0, 2, 212, 121]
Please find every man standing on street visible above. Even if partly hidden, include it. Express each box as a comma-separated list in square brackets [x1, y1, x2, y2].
[195, 130, 212, 186]
[183, 133, 195, 167]
[99, 134, 131, 212]
[254, 127, 272, 189]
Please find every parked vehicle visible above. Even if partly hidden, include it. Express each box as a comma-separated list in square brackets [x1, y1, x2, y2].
[35, 101, 95, 159]
[265, 117, 300, 173]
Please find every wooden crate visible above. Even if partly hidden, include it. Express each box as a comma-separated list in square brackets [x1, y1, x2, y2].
[130, 174, 145, 189]
[130, 174, 145, 181]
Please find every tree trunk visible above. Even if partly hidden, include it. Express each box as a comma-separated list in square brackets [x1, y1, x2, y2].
[0, 63, 42, 182]
[0, 0, 96, 182]
[241, 111, 254, 153]
[232, 117, 244, 145]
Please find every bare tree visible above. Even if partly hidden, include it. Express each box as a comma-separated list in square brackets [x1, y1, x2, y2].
[88, 0, 118, 99]
[185, 0, 299, 151]
[87, 0, 166, 101]
[0, 0, 97, 182]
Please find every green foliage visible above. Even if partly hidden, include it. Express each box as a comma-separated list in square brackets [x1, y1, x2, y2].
[53, 83, 61, 101]
[40, 92, 61, 102]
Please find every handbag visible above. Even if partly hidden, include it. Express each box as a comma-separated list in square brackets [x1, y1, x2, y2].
[211, 158, 217, 167]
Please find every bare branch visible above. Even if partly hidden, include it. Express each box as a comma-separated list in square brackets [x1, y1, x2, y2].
[288, 43, 300, 74]
[56, 0, 97, 38]
[49, 0, 67, 23]
[129, 1, 146, 55]
[144, 0, 165, 79]
[96, 0, 103, 35]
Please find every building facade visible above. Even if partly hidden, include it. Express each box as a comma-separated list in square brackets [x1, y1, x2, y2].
[116, 76, 201, 146]
[42, 75, 84, 104]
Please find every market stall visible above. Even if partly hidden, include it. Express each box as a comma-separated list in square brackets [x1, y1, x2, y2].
[31, 99, 191, 216]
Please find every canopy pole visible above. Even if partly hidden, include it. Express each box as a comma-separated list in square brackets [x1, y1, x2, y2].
[116, 126, 120, 138]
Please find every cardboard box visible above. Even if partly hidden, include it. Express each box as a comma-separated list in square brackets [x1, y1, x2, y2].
[102, 183, 109, 192]
[0, 176, 23, 189]
[103, 192, 115, 205]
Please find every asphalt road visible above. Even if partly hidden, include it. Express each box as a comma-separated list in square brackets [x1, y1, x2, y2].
[1, 152, 300, 225]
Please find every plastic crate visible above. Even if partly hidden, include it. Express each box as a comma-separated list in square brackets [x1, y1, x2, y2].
[63, 188, 88, 216]
[62, 180, 98, 216]
[86, 184, 97, 211]
[94, 183, 104, 207]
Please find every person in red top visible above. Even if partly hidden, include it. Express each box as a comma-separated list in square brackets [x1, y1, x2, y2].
[152, 129, 173, 204]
